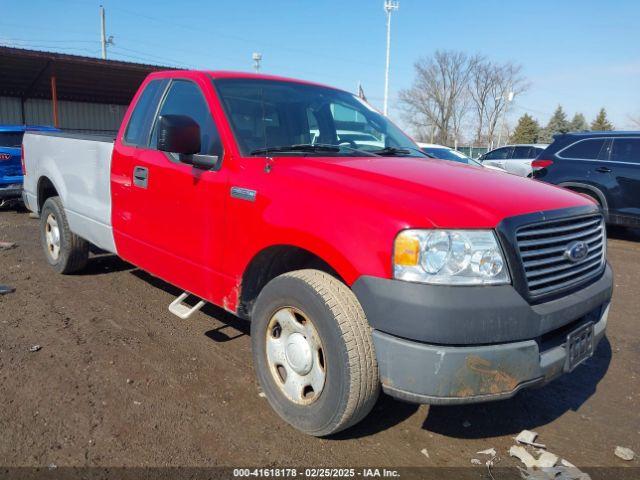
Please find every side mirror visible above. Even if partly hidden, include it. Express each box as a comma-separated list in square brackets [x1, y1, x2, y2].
[190, 154, 220, 170]
[157, 114, 201, 155]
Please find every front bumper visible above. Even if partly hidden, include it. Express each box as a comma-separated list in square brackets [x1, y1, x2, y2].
[352, 264, 613, 404]
[0, 184, 22, 200]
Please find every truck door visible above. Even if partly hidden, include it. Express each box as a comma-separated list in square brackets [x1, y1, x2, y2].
[112, 78, 228, 301]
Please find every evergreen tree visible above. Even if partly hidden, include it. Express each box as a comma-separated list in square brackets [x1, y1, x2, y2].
[510, 114, 540, 143]
[540, 105, 570, 143]
[569, 113, 589, 132]
[590, 108, 614, 131]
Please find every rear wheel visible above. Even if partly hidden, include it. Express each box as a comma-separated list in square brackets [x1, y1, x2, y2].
[251, 269, 379, 436]
[40, 197, 89, 274]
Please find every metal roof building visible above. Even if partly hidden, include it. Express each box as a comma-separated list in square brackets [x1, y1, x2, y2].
[0, 47, 172, 133]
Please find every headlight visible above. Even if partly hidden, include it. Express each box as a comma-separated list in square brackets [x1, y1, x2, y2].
[393, 229, 510, 285]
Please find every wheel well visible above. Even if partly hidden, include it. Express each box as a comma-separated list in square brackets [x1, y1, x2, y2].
[239, 245, 343, 319]
[563, 185, 606, 209]
[37, 177, 59, 212]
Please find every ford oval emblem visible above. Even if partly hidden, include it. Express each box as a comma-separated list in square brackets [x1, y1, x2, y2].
[564, 241, 589, 263]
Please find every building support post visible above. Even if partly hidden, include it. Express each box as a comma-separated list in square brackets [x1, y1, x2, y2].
[50, 74, 59, 128]
[20, 98, 26, 125]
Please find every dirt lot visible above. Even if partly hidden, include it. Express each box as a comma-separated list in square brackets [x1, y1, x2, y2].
[1, 207, 639, 472]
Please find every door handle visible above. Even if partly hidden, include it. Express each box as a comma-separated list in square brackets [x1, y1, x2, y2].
[595, 166, 612, 173]
[133, 166, 148, 188]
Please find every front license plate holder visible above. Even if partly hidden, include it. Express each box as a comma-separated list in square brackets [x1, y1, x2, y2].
[564, 321, 595, 372]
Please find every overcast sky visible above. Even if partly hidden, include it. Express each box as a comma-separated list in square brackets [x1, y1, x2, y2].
[2, 0, 639, 134]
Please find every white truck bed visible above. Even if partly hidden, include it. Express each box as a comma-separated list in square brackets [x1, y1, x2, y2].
[22, 132, 117, 254]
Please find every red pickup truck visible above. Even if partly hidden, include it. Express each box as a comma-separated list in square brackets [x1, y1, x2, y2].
[22, 70, 613, 436]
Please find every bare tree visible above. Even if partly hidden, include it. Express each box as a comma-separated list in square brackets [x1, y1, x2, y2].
[400, 52, 527, 147]
[468, 58, 493, 144]
[628, 114, 640, 128]
[451, 90, 471, 148]
[399, 51, 478, 145]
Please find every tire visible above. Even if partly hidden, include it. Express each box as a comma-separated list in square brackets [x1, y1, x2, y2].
[39, 196, 89, 274]
[251, 269, 379, 436]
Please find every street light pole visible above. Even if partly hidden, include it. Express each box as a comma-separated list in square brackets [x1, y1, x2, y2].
[497, 90, 514, 147]
[252, 52, 263, 73]
[100, 5, 107, 60]
[383, 0, 399, 116]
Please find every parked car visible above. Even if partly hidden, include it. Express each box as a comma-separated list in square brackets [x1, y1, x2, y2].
[418, 143, 506, 172]
[22, 70, 612, 436]
[480, 144, 548, 177]
[0, 125, 57, 206]
[532, 131, 640, 227]
[337, 130, 384, 149]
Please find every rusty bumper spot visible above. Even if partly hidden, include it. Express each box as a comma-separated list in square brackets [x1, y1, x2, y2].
[452, 355, 520, 397]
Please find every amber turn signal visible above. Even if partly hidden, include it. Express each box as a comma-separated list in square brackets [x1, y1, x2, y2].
[394, 231, 420, 266]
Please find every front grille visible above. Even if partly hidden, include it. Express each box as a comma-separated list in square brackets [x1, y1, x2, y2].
[515, 214, 606, 298]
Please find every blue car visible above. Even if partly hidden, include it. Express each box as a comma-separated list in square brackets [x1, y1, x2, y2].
[0, 125, 59, 205]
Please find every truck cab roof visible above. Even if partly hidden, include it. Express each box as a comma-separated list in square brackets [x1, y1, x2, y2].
[146, 69, 342, 92]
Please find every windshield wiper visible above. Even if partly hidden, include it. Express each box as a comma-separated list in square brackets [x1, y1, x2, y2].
[250, 144, 340, 156]
[370, 147, 413, 156]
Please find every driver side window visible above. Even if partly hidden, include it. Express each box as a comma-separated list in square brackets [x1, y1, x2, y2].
[150, 80, 222, 156]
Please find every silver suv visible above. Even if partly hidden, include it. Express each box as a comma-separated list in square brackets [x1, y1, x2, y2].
[479, 144, 548, 177]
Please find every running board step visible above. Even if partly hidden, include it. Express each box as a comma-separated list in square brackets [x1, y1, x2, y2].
[168, 292, 206, 319]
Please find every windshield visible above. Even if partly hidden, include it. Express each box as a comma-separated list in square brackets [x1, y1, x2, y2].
[213, 78, 422, 157]
[421, 147, 480, 166]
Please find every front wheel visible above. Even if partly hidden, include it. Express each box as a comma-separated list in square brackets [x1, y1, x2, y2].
[251, 269, 380, 436]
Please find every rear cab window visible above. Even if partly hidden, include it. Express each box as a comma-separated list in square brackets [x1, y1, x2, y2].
[123, 79, 167, 147]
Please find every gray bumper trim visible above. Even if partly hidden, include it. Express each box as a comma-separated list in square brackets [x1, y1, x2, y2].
[374, 304, 609, 405]
[353, 265, 613, 345]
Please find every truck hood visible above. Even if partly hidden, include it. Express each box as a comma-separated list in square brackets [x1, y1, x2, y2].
[289, 156, 594, 228]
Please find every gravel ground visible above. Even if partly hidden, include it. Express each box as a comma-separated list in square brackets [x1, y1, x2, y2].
[0, 207, 638, 472]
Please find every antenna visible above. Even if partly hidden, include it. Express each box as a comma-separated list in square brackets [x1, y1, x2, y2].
[252, 52, 263, 73]
[383, 0, 399, 116]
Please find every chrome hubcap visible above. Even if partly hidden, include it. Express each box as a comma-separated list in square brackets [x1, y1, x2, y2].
[266, 307, 326, 404]
[45, 214, 61, 260]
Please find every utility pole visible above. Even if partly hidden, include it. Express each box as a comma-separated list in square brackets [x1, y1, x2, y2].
[497, 89, 514, 147]
[252, 52, 263, 73]
[100, 5, 107, 60]
[383, 0, 399, 116]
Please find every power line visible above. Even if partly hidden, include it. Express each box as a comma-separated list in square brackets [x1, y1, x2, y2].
[107, 5, 414, 73]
